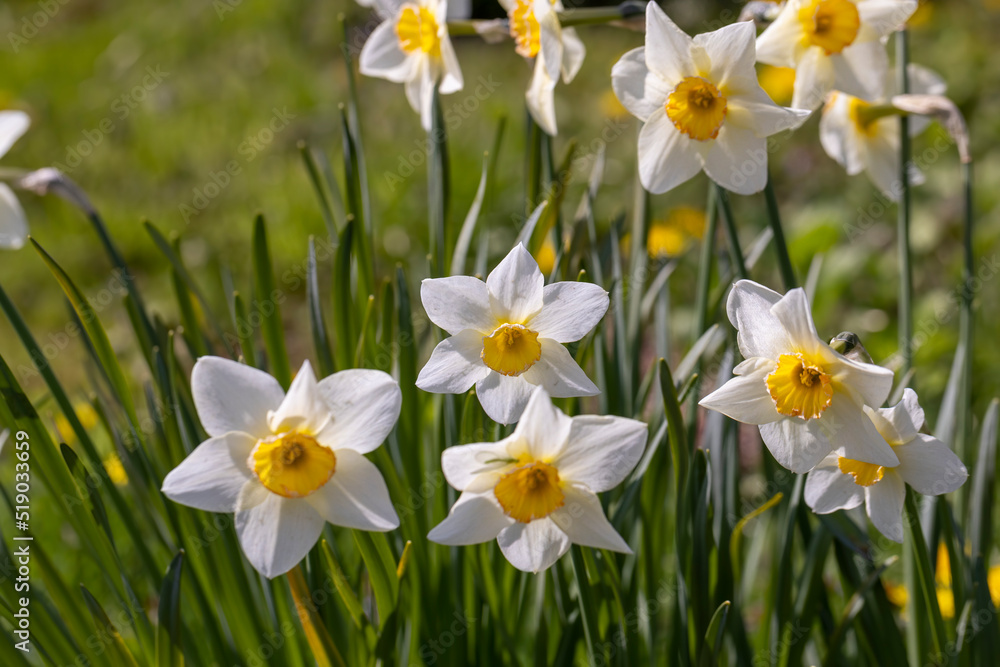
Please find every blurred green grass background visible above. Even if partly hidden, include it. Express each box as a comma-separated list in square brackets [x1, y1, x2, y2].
[1, 0, 998, 424]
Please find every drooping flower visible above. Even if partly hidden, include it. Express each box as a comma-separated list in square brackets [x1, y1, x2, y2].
[162, 358, 401, 578]
[417, 243, 607, 424]
[498, 0, 585, 136]
[611, 3, 810, 195]
[804, 389, 967, 542]
[427, 387, 647, 572]
[0, 110, 31, 250]
[359, 0, 463, 131]
[756, 0, 918, 110]
[819, 65, 945, 200]
[700, 280, 897, 473]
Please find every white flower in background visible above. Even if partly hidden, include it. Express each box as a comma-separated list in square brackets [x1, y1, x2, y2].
[359, 0, 464, 131]
[611, 4, 809, 195]
[417, 243, 607, 424]
[0, 111, 31, 250]
[756, 0, 918, 110]
[498, 0, 585, 136]
[162, 358, 401, 578]
[819, 65, 945, 200]
[805, 389, 967, 542]
[428, 387, 646, 572]
[700, 280, 897, 474]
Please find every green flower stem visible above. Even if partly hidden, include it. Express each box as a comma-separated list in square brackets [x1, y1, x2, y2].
[957, 160, 975, 509]
[763, 177, 797, 290]
[715, 184, 748, 280]
[897, 29, 914, 379]
[903, 489, 948, 660]
[429, 89, 449, 277]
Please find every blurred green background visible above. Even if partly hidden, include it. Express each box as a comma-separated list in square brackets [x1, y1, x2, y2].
[1, 0, 998, 425]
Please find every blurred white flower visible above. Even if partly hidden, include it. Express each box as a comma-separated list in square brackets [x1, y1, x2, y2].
[428, 387, 646, 572]
[359, 0, 464, 131]
[416, 243, 607, 424]
[498, 0, 585, 136]
[611, 4, 809, 195]
[819, 65, 945, 200]
[0, 111, 31, 250]
[805, 389, 967, 542]
[756, 0, 918, 109]
[162, 358, 401, 578]
[700, 280, 897, 474]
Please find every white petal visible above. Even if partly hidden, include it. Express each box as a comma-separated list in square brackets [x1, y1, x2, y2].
[438, 32, 464, 94]
[830, 355, 894, 410]
[643, 2, 694, 84]
[416, 330, 491, 394]
[555, 415, 646, 492]
[514, 387, 573, 461]
[0, 110, 30, 158]
[235, 494, 325, 578]
[727, 88, 812, 137]
[486, 244, 544, 324]
[315, 369, 401, 454]
[420, 276, 495, 335]
[637, 106, 702, 194]
[306, 450, 398, 531]
[475, 372, 535, 425]
[702, 124, 768, 195]
[862, 126, 904, 199]
[770, 288, 822, 352]
[521, 338, 599, 398]
[699, 360, 783, 425]
[161, 432, 256, 512]
[865, 471, 905, 543]
[755, 0, 807, 67]
[792, 46, 835, 111]
[550, 486, 630, 552]
[865, 387, 923, 446]
[267, 360, 330, 435]
[727, 279, 789, 360]
[497, 518, 571, 573]
[441, 439, 515, 491]
[192, 356, 284, 438]
[805, 454, 866, 513]
[560, 27, 585, 83]
[0, 184, 28, 250]
[611, 47, 671, 122]
[826, 398, 899, 468]
[526, 57, 558, 136]
[857, 0, 918, 37]
[819, 92, 866, 174]
[416, 58, 437, 132]
[427, 491, 514, 544]
[894, 434, 968, 496]
[692, 20, 757, 93]
[833, 41, 889, 102]
[358, 20, 416, 84]
[527, 282, 608, 343]
[758, 418, 834, 474]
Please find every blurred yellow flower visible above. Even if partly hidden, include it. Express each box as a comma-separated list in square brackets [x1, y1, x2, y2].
[647, 206, 706, 259]
[54, 402, 99, 443]
[599, 88, 629, 120]
[757, 66, 796, 107]
[535, 237, 557, 276]
[103, 455, 129, 486]
[887, 545, 1000, 619]
[909, 1, 933, 26]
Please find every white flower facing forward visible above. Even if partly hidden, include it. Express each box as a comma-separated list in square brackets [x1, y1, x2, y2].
[417, 243, 607, 424]
[805, 389, 968, 542]
[161, 358, 401, 578]
[499, 0, 585, 136]
[756, 0, 918, 110]
[0, 111, 31, 250]
[611, 4, 809, 196]
[428, 387, 647, 572]
[819, 65, 945, 201]
[700, 280, 897, 474]
[359, 0, 463, 131]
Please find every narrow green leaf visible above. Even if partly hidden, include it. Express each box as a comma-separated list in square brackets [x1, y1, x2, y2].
[353, 531, 399, 627]
[697, 601, 731, 667]
[252, 214, 291, 387]
[155, 551, 185, 667]
[307, 237, 336, 376]
[81, 585, 141, 667]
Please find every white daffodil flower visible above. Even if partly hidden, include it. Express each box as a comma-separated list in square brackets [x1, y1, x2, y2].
[359, 0, 464, 131]
[428, 387, 646, 572]
[0, 111, 31, 250]
[805, 389, 967, 542]
[819, 64, 945, 200]
[162, 357, 401, 578]
[498, 0, 585, 136]
[416, 243, 607, 424]
[700, 280, 897, 474]
[756, 0, 918, 110]
[611, 4, 810, 195]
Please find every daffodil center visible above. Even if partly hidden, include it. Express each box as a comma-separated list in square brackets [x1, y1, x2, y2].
[800, 0, 860, 55]
[482, 323, 542, 376]
[766, 353, 833, 419]
[838, 456, 885, 487]
[494, 461, 565, 523]
[509, 0, 541, 58]
[666, 76, 727, 142]
[251, 431, 336, 498]
[396, 5, 441, 56]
